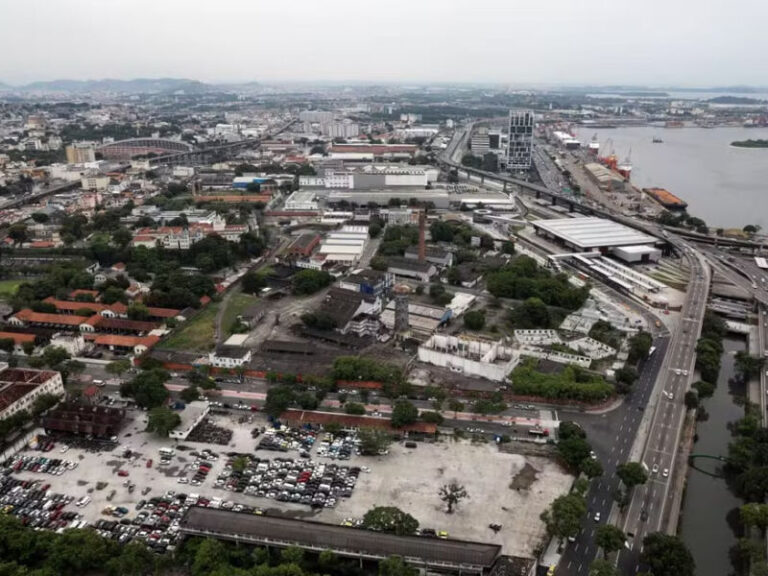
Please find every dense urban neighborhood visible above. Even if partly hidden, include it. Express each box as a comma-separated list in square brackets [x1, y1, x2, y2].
[0, 38, 767, 576]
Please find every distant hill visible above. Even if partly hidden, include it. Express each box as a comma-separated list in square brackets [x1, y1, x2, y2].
[707, 95, 765, 104]
[18, 78, 215, 94]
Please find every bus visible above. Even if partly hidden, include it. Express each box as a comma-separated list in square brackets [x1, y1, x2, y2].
[528, 427, 549, 437]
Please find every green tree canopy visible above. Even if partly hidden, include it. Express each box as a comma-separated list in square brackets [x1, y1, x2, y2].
[640, 533, 695, 576]
[145, 407, 181, 437]
[362, 506, 419, 536]
[540, 493, 587, 541]
[390, 399, 418, 428]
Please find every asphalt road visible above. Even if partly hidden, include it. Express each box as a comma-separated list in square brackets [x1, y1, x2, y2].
[616, 250, 710, 572]
[556, 337, 670, 576]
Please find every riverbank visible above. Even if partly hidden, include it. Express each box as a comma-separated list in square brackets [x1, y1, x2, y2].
[679, 338, 747, 576]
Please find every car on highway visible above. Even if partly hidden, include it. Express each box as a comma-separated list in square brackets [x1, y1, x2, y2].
[662, 468, 669, 478]
[652, 464, 659, 475]
[593, 512, 601, 522]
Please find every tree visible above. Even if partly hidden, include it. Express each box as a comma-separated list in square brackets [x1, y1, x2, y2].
[191, 538, 227, 576]
[463, 310, 486, 331]
[740, 503, 768, 534]
[105, 540, 155, 576]
[692, 380, 715, 398]
[242, 271, 267, 294]
[31, 393, 60, 417]
[8, 223, 28, 246]
[21, 341, 35, 356]
[106, 359, 132, 377]
[379, 556, 418, 576]
[127, 303, 150, 321]
[280, 546, 304, 565]
[390, 399, 418, 428]
[595, 524, 626, 557]
[344, 402, 366, 415]
[540, 493, 587, 542]
[120, 369, 170, 408]
[40, 345, 70, 368]
[146, 407, 181, 437]
[508, 297, 551, 329]
[369, 223, 382, 238]
[264, 386, 295, 418]
[439, 481, 468, 513]
[31, 212, 49, 224]
[617, 462, 648, 489]
[0, 339, 14, 354]
[684, 390, 699, 410]
[112, 227, 133, 248]
[589, 559, 620, 576]
[420, 411, 444, 425]
[447, 398, 465, 418]
[558, 436, 593, 471]
[558, 421, 586, 440]
[640, 533, 695, 576]
[362, 506, 419, 536]
[358, 428, 391, 455]
[580, 457, 604, 479]
[291, 269, 333, 296]
[627, 331, 653, 364]
[180, 385, 201, 403]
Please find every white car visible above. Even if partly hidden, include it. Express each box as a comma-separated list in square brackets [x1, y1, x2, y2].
[662, 468, 669, 478]
[594, 512, 601, 522]
[652, 464, 659, 475]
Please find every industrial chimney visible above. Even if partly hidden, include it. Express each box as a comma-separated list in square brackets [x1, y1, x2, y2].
[418, 209, 426, 263]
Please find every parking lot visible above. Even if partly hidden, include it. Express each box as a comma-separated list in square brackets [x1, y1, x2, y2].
[4, 409, 570, 557]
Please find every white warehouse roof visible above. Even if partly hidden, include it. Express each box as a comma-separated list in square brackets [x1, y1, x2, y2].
[532, 217, 658, 250]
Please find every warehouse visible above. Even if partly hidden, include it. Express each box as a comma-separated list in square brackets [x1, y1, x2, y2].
[284, 191, 319, 211]
[531, 217, 659, 252]
[611, 245, 662, 264]
[317, 226, 368, 263]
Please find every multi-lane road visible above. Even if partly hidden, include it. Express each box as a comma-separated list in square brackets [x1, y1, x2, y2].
[615, 249, 709, 571]
[557, 336, 670, 575]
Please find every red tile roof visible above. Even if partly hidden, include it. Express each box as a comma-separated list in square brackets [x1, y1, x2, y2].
[44, 298, 110, 314]
[14, 309, 90, 327]
[93, 334, 160, 349]
[0, 332, 36, 344]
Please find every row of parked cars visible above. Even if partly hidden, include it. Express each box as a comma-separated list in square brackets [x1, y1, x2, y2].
[0, 475, 84, 531]
[6, 454, 79, 476]
[214, 455, 362, 508]
[256, 426, 318, 454]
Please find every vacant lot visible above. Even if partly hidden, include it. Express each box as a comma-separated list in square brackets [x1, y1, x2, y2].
[329, 440, 571, 557]
[162, 304, 219, 351]
[0, 279, 22, 300]
[221, 292, 259, 337]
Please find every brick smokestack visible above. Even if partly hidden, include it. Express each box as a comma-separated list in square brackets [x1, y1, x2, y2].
[418, 209, 426, 263]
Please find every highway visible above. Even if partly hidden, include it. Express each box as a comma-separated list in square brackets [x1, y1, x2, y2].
[557, 336, 670, 576]
[616, 247, 710, 571]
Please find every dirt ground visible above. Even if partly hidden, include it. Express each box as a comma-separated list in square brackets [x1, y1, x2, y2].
[10, 411, 571, 558]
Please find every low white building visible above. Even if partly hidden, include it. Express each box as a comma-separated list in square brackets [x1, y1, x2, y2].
[418, 334, 519, 382]
[0, 367, 65, 419]
[284, 190, 318, 211]
[169, 402, 210, 441]
[208, 345, 252, 369]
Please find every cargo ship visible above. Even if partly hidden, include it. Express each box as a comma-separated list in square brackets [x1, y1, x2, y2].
[664, 120, 684, 128]
[643, 187, 688, 210]
[587, 134, 600, 156]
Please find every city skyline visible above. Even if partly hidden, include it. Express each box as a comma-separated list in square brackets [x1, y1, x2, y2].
[0, 0, 766, 86]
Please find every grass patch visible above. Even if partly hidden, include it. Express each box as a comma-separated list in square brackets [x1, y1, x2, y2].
[0, 280, 22, 300]
[162, 303, 220, 351]
[222, 292, 259, 337]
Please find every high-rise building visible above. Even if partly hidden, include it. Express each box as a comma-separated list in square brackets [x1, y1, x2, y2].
[65, 143, 96, 164]
[506, 109, 534, 171]
[471, 126, 490, 155]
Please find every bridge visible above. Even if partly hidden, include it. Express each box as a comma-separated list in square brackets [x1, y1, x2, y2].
[97, 138, 195, 161]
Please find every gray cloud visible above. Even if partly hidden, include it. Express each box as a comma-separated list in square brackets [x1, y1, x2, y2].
[0, 0, 765, 86]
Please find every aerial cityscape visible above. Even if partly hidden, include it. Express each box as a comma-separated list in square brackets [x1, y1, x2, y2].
[0, 2, 767, 576]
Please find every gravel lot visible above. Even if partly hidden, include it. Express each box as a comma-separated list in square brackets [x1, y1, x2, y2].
[10, 410, 571, 557]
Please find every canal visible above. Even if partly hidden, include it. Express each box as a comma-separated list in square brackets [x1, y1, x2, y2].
[679, 338, 746, 576]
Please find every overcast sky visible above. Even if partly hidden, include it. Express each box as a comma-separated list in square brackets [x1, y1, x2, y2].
[1, 0, 766, 86]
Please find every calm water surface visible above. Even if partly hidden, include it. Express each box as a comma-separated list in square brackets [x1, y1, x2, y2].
[573, 126, 768, 229]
